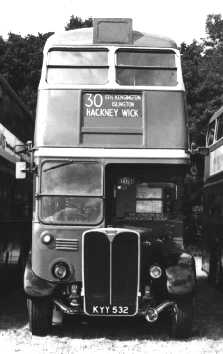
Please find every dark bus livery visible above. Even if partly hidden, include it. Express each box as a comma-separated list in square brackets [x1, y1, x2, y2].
[202, 106, 223, 287]
[0, 74, 33, 289]
[22, 18, 196, 338]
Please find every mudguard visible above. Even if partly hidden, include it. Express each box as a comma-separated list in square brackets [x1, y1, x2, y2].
[24, 255, 56, 298]
[166, 254, 196, 295]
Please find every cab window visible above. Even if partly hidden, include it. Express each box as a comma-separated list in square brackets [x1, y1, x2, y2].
[216, 113, 223, 140]
[206, 121, 216, 146]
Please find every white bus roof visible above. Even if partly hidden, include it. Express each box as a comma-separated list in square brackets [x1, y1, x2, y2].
[45, 27, 177, 50]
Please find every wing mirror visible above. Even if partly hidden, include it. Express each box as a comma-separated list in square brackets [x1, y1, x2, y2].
[15, 140, 36, 179]
[189, 142, 209, 156]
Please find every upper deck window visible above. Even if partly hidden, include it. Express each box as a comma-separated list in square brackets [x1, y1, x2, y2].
[46, 49, 108, 85]
[116, 49, 177, 86]
[206, 121, 216, 146]
[216, 113, 223, 140]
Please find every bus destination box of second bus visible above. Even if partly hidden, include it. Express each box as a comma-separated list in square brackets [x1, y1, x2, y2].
[82, 92, 142, 129]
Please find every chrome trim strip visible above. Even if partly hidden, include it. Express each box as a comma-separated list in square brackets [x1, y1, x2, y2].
[35, 147, 189, 159]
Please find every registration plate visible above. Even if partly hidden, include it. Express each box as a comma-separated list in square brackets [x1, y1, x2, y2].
[91, 305, 129, 315]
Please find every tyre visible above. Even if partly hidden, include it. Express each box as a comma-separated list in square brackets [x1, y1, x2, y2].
[27, 297, 53, 336]
[169, 301, 193, 339]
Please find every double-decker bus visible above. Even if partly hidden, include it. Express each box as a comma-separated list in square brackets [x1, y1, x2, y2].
[22, 18, 196, 338]
[202, 106, 223, 286]
[0, 74, 33, 290]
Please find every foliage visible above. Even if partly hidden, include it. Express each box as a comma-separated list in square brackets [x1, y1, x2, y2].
[0, 32, 52, 115]
[181, 14, 223, 145]
[65, 16, 92, 30]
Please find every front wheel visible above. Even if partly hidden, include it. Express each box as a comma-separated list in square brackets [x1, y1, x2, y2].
[169, 301, 193, 339]
[27, 297, 53, 336]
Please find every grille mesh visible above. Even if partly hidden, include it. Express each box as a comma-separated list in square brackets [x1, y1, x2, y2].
[55, 238, 79, 251]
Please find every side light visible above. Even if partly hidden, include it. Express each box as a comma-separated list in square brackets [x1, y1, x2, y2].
[53, 262, 69, 280]
[149, 265, 162, 279]
[41, 232, 53, 245]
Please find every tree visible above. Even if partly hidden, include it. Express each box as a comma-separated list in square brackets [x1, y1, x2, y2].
[65, 16, 92, 30]
[181, 14, 223, 145]
[205, 14, 223, 46]
[0, 15, 93, 114]
[0, 32, 52, 114]
[181, 41, 204, 144]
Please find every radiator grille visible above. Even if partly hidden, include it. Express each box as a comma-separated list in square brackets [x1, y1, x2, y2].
[83, 229, 139, 316]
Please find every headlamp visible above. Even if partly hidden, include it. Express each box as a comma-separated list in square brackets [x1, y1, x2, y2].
[149, 265, 162, 279]
[53, 262, 69, 280]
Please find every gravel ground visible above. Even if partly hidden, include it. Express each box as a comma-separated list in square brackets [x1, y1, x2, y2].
[1, 257, 223, 353]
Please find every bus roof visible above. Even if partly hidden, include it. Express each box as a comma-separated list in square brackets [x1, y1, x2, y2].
[45, 27, 177, 50]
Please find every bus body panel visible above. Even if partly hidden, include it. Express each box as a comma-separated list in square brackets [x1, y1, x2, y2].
[32, 222, 103, 282]
[35, 90, 187, 149]
[202, 106, 223, 283]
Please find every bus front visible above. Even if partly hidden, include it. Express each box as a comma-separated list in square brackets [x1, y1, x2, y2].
[25, 19, 196, 338]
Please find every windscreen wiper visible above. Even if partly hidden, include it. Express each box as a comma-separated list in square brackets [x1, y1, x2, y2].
[42, 160, 96, 172]
[42, 160, 75, 172]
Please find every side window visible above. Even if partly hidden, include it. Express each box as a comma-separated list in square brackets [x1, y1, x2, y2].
[206, 121, 216, 146]
[216, 113, 223, 140]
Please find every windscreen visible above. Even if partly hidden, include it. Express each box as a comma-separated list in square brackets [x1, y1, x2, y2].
[40, 161, 103, 225]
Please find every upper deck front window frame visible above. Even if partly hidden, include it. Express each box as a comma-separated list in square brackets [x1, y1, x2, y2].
[46, 47, 109, 86]
[40, 45, 184, 91]
[115, 48, 178, 87]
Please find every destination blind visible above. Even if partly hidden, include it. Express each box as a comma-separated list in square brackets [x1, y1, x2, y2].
[82, 92, 142, 130]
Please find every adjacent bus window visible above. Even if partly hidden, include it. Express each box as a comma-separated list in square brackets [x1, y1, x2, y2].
[116, 49, 177, 86]
[206, 121, 216, 146]
[46, 49, 109, 85]
[216, 113, 223, 140]
[40, 161, 103, 225]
